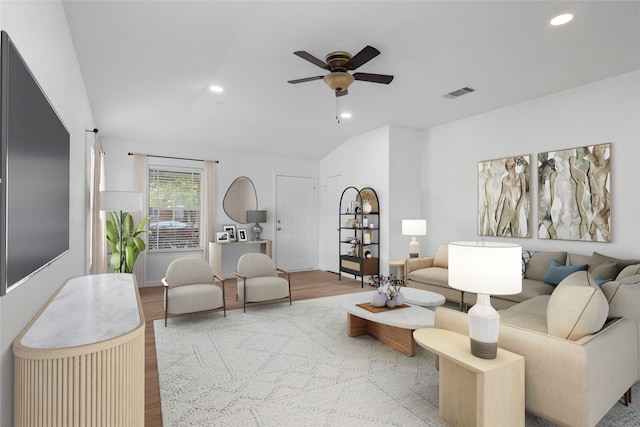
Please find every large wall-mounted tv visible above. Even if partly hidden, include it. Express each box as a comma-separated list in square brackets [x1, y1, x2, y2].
[0, 31, 70, 296]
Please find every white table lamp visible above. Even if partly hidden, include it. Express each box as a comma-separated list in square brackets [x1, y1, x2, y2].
[448, 241, 521, 359]
[402, 219, 427, 258]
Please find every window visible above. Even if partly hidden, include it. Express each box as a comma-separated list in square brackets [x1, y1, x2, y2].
[148, 166, 202, 251]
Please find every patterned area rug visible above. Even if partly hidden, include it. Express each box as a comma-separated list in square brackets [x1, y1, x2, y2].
[155, 296, 639, 426]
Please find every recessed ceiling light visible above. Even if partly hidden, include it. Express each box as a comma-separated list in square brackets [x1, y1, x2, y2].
[209, 85, 224, 93]
[340, 112, 352, 119]
[550, 13, 573, 26]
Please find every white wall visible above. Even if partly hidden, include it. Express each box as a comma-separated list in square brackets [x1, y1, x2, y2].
[422, 71, 640, 259]
[0, 1, 94, 424]
[101, 138, 319, 282]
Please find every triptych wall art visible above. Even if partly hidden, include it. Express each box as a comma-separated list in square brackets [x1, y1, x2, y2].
[478, 143, 611, 242]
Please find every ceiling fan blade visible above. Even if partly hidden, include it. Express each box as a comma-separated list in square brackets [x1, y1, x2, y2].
[336, 89, 348, 97]
[353, 72, 394, 84]
[293, 51, 330, 70]
[344, 45, 380, 70]
[287, 76, 324, 84]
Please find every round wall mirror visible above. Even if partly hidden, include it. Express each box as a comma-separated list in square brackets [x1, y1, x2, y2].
[223, 176, 258, 223]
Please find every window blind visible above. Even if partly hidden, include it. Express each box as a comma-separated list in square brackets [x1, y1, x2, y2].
[148, 167, 202, 251]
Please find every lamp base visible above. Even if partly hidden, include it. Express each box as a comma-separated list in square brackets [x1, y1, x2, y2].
[251, 223, 263, 241]
[408, 236, 420, 258]
[470, 338, 498, 359]
[467, 293, 500, 359]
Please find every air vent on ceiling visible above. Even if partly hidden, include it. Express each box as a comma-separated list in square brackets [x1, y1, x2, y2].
[443, 86, 475, 99]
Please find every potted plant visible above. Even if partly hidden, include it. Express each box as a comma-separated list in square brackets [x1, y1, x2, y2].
[106, 211, 149, 273]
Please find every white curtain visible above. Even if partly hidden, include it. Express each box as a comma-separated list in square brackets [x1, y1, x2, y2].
[133, 154, 148, 286]
[203, 161, 216, 261]
[90, 134, 107, 274]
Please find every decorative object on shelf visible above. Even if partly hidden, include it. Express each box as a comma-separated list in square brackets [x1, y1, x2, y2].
[101, 191, 148, 273]
[402, 219, 427, 258]
[247, 209, 267, 240]
[223, 225, 237, 241]
[237, 229, 248, 242]
[362, 200, 372, 214]
[368, 274, 407, 307]
[448, 241, 521, 359]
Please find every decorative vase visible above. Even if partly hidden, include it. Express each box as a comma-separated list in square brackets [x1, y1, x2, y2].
[371, 292, 387, 307]
[394, 292, 405, 306]
[386, 298, 397, 308]
[362, 200, 372, 214]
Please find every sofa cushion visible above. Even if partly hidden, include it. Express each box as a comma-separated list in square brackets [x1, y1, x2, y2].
[498, 278, 555, 304]
[546, 271, 608, 341]
[591, 251, 640, 271]
[543, 259, 588, 286]
[601, 274, 640, 322]
[568, 252, 591, 267]
[407, 266, 448, 288]
[433, 244, 448, 268]
[499, 295, 550, 333]
[591, 262, 620, 280]
[525, 251, 567, 281]
[616, 263, 640, 280]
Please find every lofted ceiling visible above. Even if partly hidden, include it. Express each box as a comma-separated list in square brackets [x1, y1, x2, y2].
[62, 1, 640, 161]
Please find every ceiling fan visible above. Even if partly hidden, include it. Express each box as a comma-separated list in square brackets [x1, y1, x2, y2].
[287, 45, 394, 97]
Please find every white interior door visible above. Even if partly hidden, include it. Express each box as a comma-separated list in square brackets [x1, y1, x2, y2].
[275, 175, 315, 271]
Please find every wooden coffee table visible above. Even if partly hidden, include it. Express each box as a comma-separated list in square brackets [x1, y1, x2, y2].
[338, 290, 445, 356]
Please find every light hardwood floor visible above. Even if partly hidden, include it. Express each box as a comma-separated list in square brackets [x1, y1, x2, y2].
[139, 270, 370, 427]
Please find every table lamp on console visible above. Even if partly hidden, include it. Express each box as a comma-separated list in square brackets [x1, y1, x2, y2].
[448, 241, 521, 359]
[246, 210, 267, 241]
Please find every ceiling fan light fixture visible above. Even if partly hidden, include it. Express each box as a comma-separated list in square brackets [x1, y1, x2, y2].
[324, 72, 354, 92]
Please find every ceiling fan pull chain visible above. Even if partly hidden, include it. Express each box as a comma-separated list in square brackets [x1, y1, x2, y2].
[336, 94, 340, 124]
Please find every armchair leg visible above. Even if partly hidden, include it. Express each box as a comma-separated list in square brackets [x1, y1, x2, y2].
[623, 387, 632, 406]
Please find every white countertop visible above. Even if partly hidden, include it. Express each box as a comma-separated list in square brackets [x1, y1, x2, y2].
[20, 274, 142, 349]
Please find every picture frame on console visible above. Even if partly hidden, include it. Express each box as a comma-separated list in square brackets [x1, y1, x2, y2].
[216, 231, 230, 242]
[478, 155, 531, 238]
[223, 225, 237, 241]
[237, 229, 248, 242]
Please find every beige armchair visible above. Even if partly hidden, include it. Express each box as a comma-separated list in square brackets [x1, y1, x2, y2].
[235, 253, 291, 312]
[162, 257, 226, 326]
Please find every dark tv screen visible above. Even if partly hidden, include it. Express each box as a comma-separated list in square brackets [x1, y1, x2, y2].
[0, 31, 70, 295]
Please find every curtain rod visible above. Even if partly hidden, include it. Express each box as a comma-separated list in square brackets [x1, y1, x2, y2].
[127, 152, 219, 163]
[85, 128, 105, 154]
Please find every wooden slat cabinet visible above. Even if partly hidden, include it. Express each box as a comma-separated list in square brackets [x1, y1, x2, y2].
[13, 274, 145, 427]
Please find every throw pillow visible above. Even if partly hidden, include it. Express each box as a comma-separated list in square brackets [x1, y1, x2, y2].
[590, 262, 621, 281]
[543, 259, 588, 286]
[547, 271, 609, 341]
[616, 263, 640, 280]
[521, 249, 534, 278]
[593, 276, 611, 286]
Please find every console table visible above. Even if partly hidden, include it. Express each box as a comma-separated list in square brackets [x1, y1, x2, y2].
[413, 328, 524, 426]
[208, 239, 272, 275]
[13, 274, 145, 427]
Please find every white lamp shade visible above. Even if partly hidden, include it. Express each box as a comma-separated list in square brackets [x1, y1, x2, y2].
[402, 219, 427, 236]
[448, 241, 522, 295]
[100, 191, 142, 212]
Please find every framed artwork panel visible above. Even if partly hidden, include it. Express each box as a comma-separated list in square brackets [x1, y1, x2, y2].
[216, 231, 230, 242]
[478, 155, 531, 238]
[538, 143, 611, 242]
[223, 225, 237, 241]
[237, 229, 248, 242]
